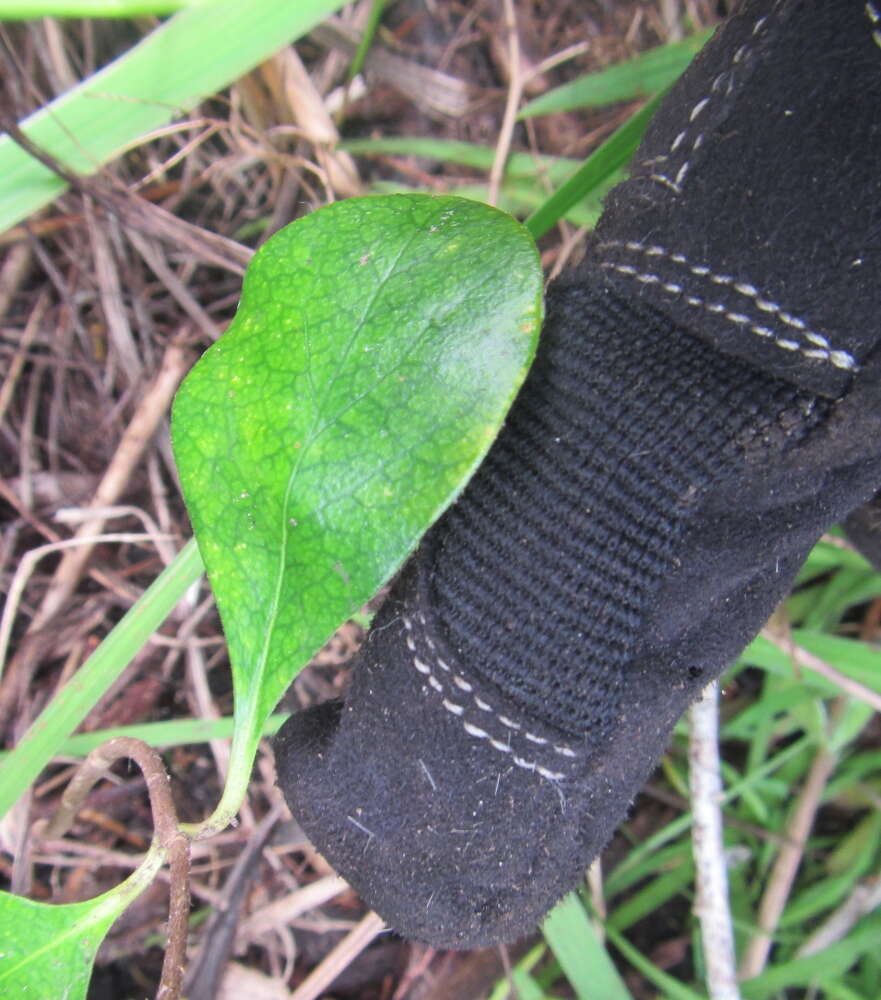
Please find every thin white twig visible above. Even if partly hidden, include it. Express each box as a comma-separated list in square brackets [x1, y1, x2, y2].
[761, 627, 881, 714]
[527, 41, 591, 83]
[586, 856, 606, 937]
[237, 874, 349, 947]
[689, 681, 741, 1000]
[289, 910, 386, 1000]
[488, 0, 522, 207]
[0, 533, 172, 680]
[797, 876, 881, 957]
[27, 338, 191, 632]
[738, 700, 843, 980]
[55, 503, 177, 566]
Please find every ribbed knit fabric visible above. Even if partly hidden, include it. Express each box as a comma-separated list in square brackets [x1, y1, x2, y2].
[275, 0, 881, 949]
[426, 275, 822, 739]
[274, 270, 873, 948]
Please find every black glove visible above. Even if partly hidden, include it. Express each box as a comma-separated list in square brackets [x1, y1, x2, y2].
[275, 0, 881, 948]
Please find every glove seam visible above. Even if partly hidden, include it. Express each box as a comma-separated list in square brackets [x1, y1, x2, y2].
[644, 3, 779, 195]
[595, 240, 858, 373]
[401, 611, 579, 783]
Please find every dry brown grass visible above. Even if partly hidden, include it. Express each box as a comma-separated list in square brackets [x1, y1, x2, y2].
[0, 3, 720, 996]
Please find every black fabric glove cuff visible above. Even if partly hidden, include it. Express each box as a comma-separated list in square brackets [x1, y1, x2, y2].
[275, 271, 881, 949]
[594, 0, 881, 398]
[275, 0, 881, 949]
[274, 559, 599, 948]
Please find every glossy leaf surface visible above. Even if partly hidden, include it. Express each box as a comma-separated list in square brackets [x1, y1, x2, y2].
[172, 193, 543, 806]
[0, 846, 163, 998]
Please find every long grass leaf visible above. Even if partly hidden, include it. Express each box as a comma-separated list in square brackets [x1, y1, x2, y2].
[604, 925, 705, 1000]
[341, 136, 581, 184]
[525, 91, 664, 239]
[0, 712, 290, 764]
[0, 539, 203, 818]
[1, 0, 187, 14]
[543, 894, 632, 1000]
[0, 0, 347, 232]
[740, 912, 881, 997]
[519, 30, 712, 118]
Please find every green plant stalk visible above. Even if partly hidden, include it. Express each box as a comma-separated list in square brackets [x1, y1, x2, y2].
[0, 712, 290, 763]
[347, 0, 387, 81]
[0, 539, 203, 819]
[525, 90, 665, 240]
[179, 690, 265, 838]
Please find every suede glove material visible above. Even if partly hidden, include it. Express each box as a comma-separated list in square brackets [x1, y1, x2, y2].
[275, 0, 881, 948]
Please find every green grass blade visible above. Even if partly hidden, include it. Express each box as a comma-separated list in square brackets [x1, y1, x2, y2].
[519, 30, 712, 118]
[0, 539, 203, 819]
[341, 136, 581, 184]
[604, 734, 814, 896]
[0, 0, 348, 233]
[740, 912, 881, 997]
[0, 0, 187, 14]
[818, 979, 872, 1000]
[791, 631, 881, 699]
[0, 712, 290, 764]
[525, 91, 665, 239]
[542, 893, 632, 1000]
[604, 925, 705, 1000]
[347, 0, 387, 81]
[607, 855, 695, 932]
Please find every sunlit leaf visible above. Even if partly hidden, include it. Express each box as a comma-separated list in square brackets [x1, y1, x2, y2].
[171, 193, 543, 819]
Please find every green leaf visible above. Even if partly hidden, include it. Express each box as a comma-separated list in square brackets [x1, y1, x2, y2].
[518, 30, 713, 118]
[172, 193, 543, 827]
[542, 894, 633, 1000]
[0, 844, 164, 999]
[369, 177, 611, 233]
[0, 0, 347, 233]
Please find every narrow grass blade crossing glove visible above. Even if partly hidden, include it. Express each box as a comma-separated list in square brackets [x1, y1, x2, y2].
[276, 0, 881, 948]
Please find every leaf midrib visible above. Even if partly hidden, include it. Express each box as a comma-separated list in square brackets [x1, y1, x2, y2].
[244, 222, 425, 712]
